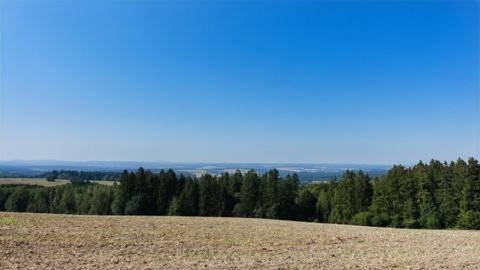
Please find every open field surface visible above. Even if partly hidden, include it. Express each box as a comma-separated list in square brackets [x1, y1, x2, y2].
[0, 178, 114, 186]
[1, 212, 479, 270]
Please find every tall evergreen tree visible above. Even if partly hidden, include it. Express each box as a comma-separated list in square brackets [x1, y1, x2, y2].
[316, 189, 330, 222]
[400, 169, 420, 228]
[435, 162, 457, 228]
[278, 173, 300, 219]
[416, 162, 439, 229]
[174, 177, 199, 216]
[330, 171, 355, 224]
[262, 169, 281, 219]
[235, 170, 259, 217]
[198, 174, 222, 216]
[457, 158, 480, 229]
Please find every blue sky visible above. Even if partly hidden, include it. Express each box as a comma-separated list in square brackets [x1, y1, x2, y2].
[0, 1, 478, 164]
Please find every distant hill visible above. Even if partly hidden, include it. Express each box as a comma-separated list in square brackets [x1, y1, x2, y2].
[0, 160, 390, 182]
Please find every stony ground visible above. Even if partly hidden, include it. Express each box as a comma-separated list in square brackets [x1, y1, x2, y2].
[1, 213, 479, 269]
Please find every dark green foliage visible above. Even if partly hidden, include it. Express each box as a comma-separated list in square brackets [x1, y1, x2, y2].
[89, 186, 113, 215]
[157, 169, 177, 215]
[370, 178, 391, 226]
[316, 189, 330, 222]
[173, 177, 199, 216]
[262, 169, 281, 219]
[351, 211, 371, 226]
[27, 188, 50, 213]
[1, 158, 479, 230]
[198, 174, 222, 216]
[60, 185, 76, 214]
[329, 171, 372, 224]
[219, 173, 235, 216]
[278, 174, 300, 220]
[296, 189, 317, 221]
[40, 170, 120, 181]
[235, 170, 259, 217]
[457, 210, 480, 230]
[0, 187, 15, 211]
[5, 187, 30, 212]
[125, 194, 146, 215]
[46, 170, 58, 182]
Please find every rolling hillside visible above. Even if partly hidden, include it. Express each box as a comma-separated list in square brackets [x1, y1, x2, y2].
[1, 213, 479, 269]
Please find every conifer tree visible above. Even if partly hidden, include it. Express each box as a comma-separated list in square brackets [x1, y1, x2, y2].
[199, 174, 222, 216]
[235, 170, 259, 217]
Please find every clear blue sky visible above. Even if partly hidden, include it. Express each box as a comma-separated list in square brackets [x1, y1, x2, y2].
[0, 1, 478, 164]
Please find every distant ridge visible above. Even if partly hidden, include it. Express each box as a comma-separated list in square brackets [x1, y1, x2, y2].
[0, 160, 390, 181]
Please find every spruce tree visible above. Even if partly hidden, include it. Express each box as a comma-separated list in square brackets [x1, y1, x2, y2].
[235, 170, 259, 217]
[198, 174, 222, 216]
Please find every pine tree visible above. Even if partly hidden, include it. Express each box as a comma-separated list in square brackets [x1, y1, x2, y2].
[220, 172, 235, 216]
[198, 174, 222, 216]
[263, 169, 280, 219]
[416, 162, 439, 229]
[296, 188, 317, 221]
[330, 171, 355, 224]
[27, 188, 50, 213]
[370, 177, 391, 227]
[157, 169, 177, 215]
[400, 169, 419, 228]
[229, 170, 243, 201]
[316, 189, 330, 222]
[278, 173, 299, 219]
[235, 170, 259, 217]
[5, 186, 30, 212]
[354, 171, 372, 212]
[435, 162, 457, 228]
[175, 177, 199, 216]
[113, 170, 131, 214]
[457, 158, 480, 229]
[385, 165, 406, 227]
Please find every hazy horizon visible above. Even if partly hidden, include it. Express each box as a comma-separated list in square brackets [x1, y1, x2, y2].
[1, 157, 477, 167]
[0, 158, 395, 166]
[1, 1, 479, 164]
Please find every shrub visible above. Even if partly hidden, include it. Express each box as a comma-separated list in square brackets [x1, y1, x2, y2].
[350, 212, 371, 226]
[371, 213, 390, 227]
[5, 187, 30, 212]
[125, 195, 145, 215]
[403, 218, 420, 229]
[457, 211, 480, 230]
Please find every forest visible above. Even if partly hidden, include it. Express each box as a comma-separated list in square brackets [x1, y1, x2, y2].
[0, 158, 479, 229]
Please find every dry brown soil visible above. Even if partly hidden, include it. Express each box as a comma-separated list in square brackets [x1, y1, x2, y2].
[1, 212, 479, 269]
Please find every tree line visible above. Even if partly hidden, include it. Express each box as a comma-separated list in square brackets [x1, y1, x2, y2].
[40, 170, 121, 182]
[1, 158, 479, 229]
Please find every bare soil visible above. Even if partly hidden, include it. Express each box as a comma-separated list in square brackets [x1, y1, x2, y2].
[1, 212, 479, 269]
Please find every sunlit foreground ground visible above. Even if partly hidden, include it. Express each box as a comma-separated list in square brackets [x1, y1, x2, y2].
[1, 213, 479, 269]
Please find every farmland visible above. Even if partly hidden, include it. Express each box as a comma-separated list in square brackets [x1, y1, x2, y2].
[1, 212, 479, 269]
[0, 178, 114, 186]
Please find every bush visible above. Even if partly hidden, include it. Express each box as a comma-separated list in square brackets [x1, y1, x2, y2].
[5, 187, 30, 212]
[425, 214, 440, 229]
[457, 211, 480, 230]
[403, 218, 420, 229]
[350, 212, 371, 226]
[371, 213, 390, 227]
[389, 215, 403, 228]
[125, 195, 145, 215]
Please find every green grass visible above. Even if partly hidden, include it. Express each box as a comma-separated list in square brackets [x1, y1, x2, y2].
[0, 216, 21, 225]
